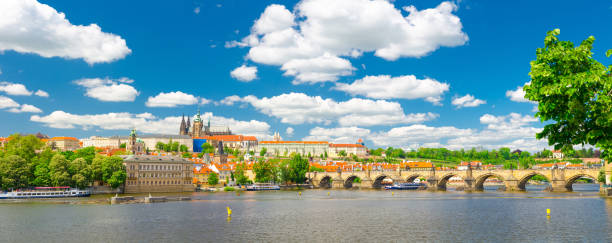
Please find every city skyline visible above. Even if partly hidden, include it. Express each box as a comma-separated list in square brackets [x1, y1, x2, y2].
[1, 0, 611, 152]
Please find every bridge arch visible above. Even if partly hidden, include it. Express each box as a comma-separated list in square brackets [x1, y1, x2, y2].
[437, 173, 463, 190]
[406, 174, 423, 183]
[319, 176, 332, 188]
[564, 174, 598, 191]
[344, 175, 361, 189]
[372, 174, 392, 189]
[517, 173, 551, 190]
[474, 173, 504, 191]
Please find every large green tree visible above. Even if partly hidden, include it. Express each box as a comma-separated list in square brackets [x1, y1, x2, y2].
[0, 155, 32, 190]
[253, 159, 274, 183]
[288, 154, 309, 184]
[524, 29, 611, 182]
[208, 172, 219, 186]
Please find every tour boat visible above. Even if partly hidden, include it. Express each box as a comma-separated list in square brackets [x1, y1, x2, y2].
[246, 183, 280, 191]
[384, 183, 426, 190]
[0, 187, 91, 199]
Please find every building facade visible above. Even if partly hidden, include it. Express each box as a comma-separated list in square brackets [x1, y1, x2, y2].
[204, 135, 258, 153]
[328, 144, 367, 157]
[122, 155, 194, 193]
[45, 137, 81, 151]
[179, 109, 232, 138]
[258, 141, 329, 157]
[81, 136, 121, 149]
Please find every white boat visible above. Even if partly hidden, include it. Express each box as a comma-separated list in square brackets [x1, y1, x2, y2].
[246, 183, 280, 191]
[0, 187, 90, 199]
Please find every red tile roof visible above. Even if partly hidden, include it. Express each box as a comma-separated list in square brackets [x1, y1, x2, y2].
[329, 144, 364, 148]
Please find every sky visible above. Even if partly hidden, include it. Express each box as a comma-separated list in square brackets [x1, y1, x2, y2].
[0, 0, 611, 152]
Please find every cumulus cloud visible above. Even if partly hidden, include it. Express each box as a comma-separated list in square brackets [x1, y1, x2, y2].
[145, 91, 198, 107]
[304, 126, 371, 143]
[334, 75, 449, 104]
[222, 92, 438, 126]
[286, 127, 294, 136]
[366, 112, 547, 152]
[506, 82, 536, 104]
[451, 94, 486, 108]
[34, 90, 49, 97]
[74, 77, 139, 102]
[0, 96, 19, 109]
[0, 82, 33, 96]
[30, 111, 272, 140]
[0, 0, 131, 64]
[8, 104, 42, 113]
[0, 95, 41, 113]
[230, 65, 258, 82]
[228, 0, 467, 83]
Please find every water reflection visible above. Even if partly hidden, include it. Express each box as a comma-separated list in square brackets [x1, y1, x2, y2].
[0, 186, 610, 242]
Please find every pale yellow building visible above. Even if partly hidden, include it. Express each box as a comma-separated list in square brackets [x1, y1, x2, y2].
[45, 137, 81, 151]
[121, 155, 194, 193]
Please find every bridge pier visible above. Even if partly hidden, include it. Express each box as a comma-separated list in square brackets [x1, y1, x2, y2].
[360, 177, 373, 189]
[426, 177, 439, 191]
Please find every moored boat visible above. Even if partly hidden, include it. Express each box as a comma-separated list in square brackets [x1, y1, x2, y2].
[246, 183, 280, 191]
[384, 183, 426, 190]
[0, 187, 90, 199]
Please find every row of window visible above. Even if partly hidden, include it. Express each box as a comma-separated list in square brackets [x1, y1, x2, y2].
[129, 164, 188, 171]
[126, 180, 189, 185]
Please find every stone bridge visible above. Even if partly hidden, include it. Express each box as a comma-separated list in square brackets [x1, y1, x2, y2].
[306, 168, 600, 192]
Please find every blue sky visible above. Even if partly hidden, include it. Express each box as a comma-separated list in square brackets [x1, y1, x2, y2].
[0, 0, 610, 151]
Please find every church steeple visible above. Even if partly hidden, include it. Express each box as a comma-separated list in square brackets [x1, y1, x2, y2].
[179, 114, 187, 135]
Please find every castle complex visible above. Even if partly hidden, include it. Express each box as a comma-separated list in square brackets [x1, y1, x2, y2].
[179, 108, 232, 137]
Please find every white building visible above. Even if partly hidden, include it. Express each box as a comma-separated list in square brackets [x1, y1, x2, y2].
[257, 141, 329, 157]
[81, 136, 121, 148]
[328, 144, 367, 157]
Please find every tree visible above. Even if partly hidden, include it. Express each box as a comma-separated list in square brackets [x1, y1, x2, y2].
[0, 155, 32, 190]
[253, 159, 274, 183]
[288, 153, 309, 184]
[69, 158, 92, 188]
[201, 143, 215, 154]
[233, 162, 249, 185]
[525, 29, 612, 182]
[155, 142, 164, 151]
[338, 150, 347, 157]
[4, 134, 44, 162]
[119, 143, 126, 149]
[259, 147, 267, 157]
[179, 144, 188, 152]
[49, 154, 71, 187]
[208, 172, 219, 186]
[182, 152, 192, 158]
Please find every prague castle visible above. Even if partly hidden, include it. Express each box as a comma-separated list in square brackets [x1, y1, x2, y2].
[179, 108, 232, 137]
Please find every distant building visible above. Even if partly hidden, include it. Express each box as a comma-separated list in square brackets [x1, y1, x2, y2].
[0, 137, 7, 147]
[111, 134, 193, 152]
[552, 150, 564, 159]
[179, 108, 232, 137]
[121, 155, 194, 193]
[328, 144, 367, 157]
[204, 135, 258, 153]
[126, 129, 146, 155]
[457, 161, 482, 170]
[81, 136, 121, 149]
[45, 137, 80, 151]
[258, 141, 329, 157]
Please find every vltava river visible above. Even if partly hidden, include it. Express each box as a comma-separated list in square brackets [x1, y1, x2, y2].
[0, 184, 610, 242]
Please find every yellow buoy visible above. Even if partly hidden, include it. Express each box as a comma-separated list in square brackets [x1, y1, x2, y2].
[392, 192, 394, 196]
[327, 191, 330, 196]
[227, 206, 232, 217]
[299, 191, 302, 196]
[546, 208, 550, 216]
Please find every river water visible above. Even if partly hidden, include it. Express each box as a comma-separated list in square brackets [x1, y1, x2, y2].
[0, 184, 610, 242]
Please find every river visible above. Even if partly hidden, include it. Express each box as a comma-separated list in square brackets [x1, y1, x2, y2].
[0, 184, 610, 242]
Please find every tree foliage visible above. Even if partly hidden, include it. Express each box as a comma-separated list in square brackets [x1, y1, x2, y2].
[525, 29, 612, 165]
[253, 159, 274, 183]
[208, 172, 219, 186]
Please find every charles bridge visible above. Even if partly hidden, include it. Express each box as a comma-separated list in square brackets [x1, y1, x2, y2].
[306, 167, 600, 191]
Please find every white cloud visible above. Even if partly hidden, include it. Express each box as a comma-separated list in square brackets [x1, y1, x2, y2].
[230, 65, 258, 82]
[74, 77, 139, 102]
[0, 82, 33, 96]
[281, 53, 354, 84]
[451, 94, 486, 108]
[0, 0, 131, 64]
[366, 112, 547, 152]
[334, 75, 449, 104]
[506, 82, 536, 103]
[219, 95, 242, 106]
[194, 7, 200, 14]
[304, 126, 371, 143]
[200, 98, 211, 105]
[34, 90, 49, 97]
[286, 127, 294, 136]
[8, 104, 42, 113]
[0, 96, 19, 109]
[229, 1, 467, 83]
[145, 91, 198, 107]
[30, 111, 272, 140]
[224, 92, 438, 126]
